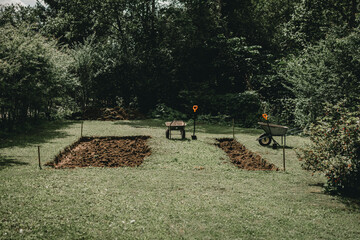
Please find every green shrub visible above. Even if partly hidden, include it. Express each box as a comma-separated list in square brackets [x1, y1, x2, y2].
[280, 30, 360, 128]
[221, 91, 262, 127]
[178, 89, 262, 127]
[196, 91, 261, 127]
[150, 103, 187, 121]
[0, 24, 75, 127]
[299, 101, 360, 195]
[265, 98, 296, 127]
[197, 114, 231, 125]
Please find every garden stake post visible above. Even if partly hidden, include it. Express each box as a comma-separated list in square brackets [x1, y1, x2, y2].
[192, 105, 198, 140]
[81, 121, 83, 138]
[233, 118, 235, 139]
[283, 136, 286, 171]
[262, 114, 285, 171]
[37, 146, 42, 170]
[193, 117, 195, 139]
[263, 114, 273, 144]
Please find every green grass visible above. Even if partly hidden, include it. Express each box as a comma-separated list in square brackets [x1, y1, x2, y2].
[1, 119, 359, 239]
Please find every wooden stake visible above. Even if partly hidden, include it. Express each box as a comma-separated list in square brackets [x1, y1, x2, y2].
[38, 146, 42, 170]
[81, 121, 83, 138]
[283, 136, 286, 171]
[232, 118, 235, 139]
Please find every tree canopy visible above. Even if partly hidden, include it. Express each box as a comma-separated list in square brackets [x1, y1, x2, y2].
[0, 0, 359, 128]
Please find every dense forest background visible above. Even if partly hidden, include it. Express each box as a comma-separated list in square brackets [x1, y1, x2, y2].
[1, 0, 360, 129]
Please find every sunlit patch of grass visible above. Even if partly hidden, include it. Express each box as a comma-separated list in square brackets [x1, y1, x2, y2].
[0, 120, 359, 239]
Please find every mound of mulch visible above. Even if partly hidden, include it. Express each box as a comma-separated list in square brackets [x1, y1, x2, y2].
[71, 107, 144, 121]
[216, 138, 278, 171]
[46, 136, 151, 169]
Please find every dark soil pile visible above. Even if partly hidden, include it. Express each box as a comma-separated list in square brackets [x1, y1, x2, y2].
[216, 138, 278, 171]
[71, 107, 144, 121]
[46, 136, 151, 168]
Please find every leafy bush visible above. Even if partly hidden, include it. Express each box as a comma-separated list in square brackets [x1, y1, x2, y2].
[299, 101, 360, 195]
[179, 90, 262, 127]
[0, 24, 75, 128]
[280, 30, 360, 128]
[150, 104, 187, 121]
[215, 91, 262, 127]
[264, 98, 297, 127]
[197, 114, 231, 125]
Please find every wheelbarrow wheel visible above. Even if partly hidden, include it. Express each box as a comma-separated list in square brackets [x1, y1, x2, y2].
[259, 134, 272, 146]
[181, 129, 185, 139]
[166, 129, 170, 139]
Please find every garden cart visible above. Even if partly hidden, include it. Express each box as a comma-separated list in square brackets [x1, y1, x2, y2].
[165, 120, 186, 139]
[257, 122, 288, 149]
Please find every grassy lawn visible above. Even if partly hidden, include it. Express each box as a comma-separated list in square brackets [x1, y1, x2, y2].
[1, 120, 359, 239]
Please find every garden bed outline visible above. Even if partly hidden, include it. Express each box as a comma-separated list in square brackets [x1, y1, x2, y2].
[216, 138, 279, 171]
[45, 136, 151, 168]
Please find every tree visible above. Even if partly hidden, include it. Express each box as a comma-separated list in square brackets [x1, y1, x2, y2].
[280, 30, 360, 127]
[0, 24, 75, 128]
[279, 0, 360, 54]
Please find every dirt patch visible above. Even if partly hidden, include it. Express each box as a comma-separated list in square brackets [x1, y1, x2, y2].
[70, 107, 144, 121]
[46, 136, 151, 168]
[216, 138, 278, 171]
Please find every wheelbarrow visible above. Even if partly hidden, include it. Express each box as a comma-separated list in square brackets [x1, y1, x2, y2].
[257, 122, 288, 149]
[165, 120, 186, 139]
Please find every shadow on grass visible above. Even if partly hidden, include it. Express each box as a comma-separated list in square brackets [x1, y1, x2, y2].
[0, 120, 77, 149]
[258, 145, 295, 150]
[309, 183, 325, 187]
[0, 155, 29, 170]
[309, 182, 360, 211]
[340, 196, 360, 211]
[166, 138, 192, 142]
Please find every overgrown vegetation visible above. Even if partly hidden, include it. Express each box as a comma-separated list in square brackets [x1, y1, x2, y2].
[299, 101, 360, 195]
[280, 31, 360, 128]
[0, 24, 75, 130]
[1, 0, 358, 127]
